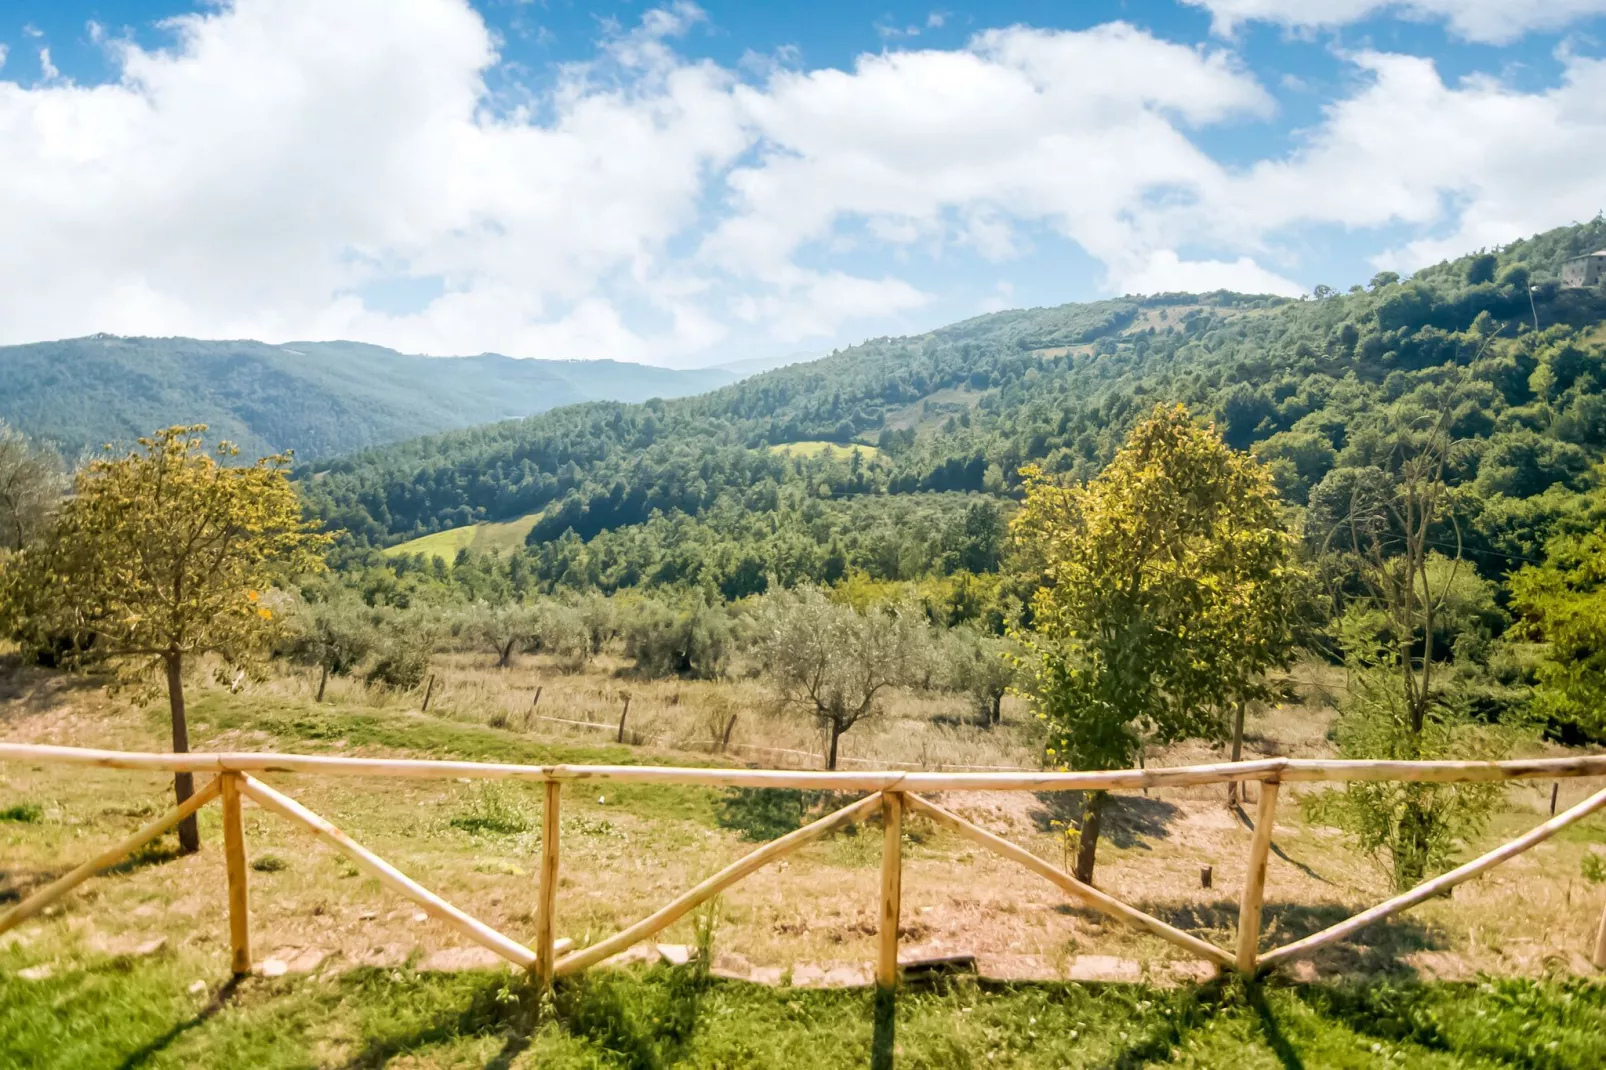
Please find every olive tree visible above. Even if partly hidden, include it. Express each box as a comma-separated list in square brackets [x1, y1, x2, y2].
[286, 597, 376, 701]
[0, 421, 64, 553]
[752, 585, 925, 769]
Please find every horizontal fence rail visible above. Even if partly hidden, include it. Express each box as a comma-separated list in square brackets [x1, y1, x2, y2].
[2, 742, 1605, 989]
[7, 742, 1606, 788]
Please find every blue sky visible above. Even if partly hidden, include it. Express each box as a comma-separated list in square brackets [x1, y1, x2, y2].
[2, 0, 1604, 366]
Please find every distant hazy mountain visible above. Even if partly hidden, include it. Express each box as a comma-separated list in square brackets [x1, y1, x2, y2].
[707, 350, 820, 377]
[0, 336, 738, 460]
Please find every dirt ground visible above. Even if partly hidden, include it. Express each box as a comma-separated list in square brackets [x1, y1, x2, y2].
[3, 654, 1605, 993]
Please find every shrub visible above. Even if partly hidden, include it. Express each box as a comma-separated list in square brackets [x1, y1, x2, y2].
[0, 802, 43, 823]
[450, 783, 532, 836]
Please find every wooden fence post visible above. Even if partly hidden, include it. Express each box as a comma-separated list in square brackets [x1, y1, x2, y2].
[1593, 899, 1606, 970]
[617, 695, 632, 744]
[1236, 780, 1280, 975]
[878, 792, 903, 989]
[220, 772, 252, 975]
[536, 780, 561, 987]
[421, 674, 436, 713]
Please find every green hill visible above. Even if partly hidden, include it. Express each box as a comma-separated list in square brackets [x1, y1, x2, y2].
[0, 336, 736, 461]
[306, 218, 1606, 595]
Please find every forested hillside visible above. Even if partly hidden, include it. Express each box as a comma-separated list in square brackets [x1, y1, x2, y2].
[305, 218, 1606, 597]
[0, 336, 736, 460]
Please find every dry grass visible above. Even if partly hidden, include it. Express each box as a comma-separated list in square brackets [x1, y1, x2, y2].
[3, 650, 1605, 994]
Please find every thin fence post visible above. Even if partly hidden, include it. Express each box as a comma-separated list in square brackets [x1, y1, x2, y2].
[1236, 780, 1280, 975]
[421, 674, 436, 713]
[220, 772, 252, 975]
[878, 791, 903, 989]
[536, 780, 561, 987]
[617, 695, 631, 744]
[1593, 899, 1606, 970]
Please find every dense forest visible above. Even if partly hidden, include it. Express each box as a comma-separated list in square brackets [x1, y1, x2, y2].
[0, 336, 738, 460]
[305, 218, 1606, 602]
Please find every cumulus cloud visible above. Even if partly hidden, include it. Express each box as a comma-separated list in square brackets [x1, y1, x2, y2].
[710, 23, 1273, 290]
[1121, 251, 1303, 297]
[1184, 0, 1606, 45]
[1, 0, 1604, 365]
[0, 0, 746, 361]
[1212, 52, 1606, 272]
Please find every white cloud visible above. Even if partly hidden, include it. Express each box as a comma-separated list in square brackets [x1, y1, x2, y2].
[1211, 52, 1606, 272]
[37, 48, 56, 80]
[2, 0, 1605, 366]
[708, 22, 1274, 291]
[0, 0, 750, 362]
[1119, 250, 1304, 296]
[1184, 0, 1606, 45]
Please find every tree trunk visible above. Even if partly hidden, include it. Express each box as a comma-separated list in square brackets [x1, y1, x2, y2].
[827, 721, 842, 771]
[497, 641, 515, 669]
[166, 652, 200, 853]
[1227, 699, 1246, 808]
[991, 692, 1002, 726]
[1073, 791, 1104, 885]
[316, 663, 329, 703]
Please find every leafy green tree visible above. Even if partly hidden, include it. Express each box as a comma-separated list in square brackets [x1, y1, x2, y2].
[464, 601, 548, 669]
[1320, 403, 1513, 890]
[1512, 524, 1606, 739]
[0, 421, 63, 553]
[1010, 405, 1301, 882]
[944, 623, 1017, 726]
[622, 596, 734, 680]
[0, 426, 326, 851]
[752, 585, 926, 769]
[285, 597, 376, 701]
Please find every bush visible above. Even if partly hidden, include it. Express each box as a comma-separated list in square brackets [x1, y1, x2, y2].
[0, 802, 43, 823]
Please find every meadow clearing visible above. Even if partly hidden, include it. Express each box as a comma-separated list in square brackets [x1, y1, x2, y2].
[3, 649, 1605, 1068]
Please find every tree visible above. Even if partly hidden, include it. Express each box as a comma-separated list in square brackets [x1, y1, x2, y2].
[1319, 400, 1511, 890]
[944, 623, 1017, 727]
[622, 596, 733, 680]
[0, 427, 327, 851]
[465, 601, 548, 668]
[1512, 522, 1606, 740]
[286, 597, 376, 701]
[752, 585, 924, 769]
[0, 421, 64, 553]
[1010, 405, 1301, 883]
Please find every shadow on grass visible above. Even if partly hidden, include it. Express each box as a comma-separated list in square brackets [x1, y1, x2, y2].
[2, 839, 186, 906]
[1145, 899, 1445, 976]
[0, 658, 103, 724]
[333, 970, 527, 1069]
[117, 976, 243, 1070]
[1030, 792, 1182, 849]
[1232, 801, 1331, 884]
[553, 965, 710, 1069]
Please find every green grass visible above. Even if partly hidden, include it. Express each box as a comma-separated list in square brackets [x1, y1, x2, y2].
[382, 511, 543, 563]
[1, 801, 43, 823]
[768, 441, 884, 461]
[2, 953, 1602, 1069]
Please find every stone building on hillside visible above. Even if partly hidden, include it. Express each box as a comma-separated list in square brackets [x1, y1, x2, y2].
[1562, 250, 1606, 288]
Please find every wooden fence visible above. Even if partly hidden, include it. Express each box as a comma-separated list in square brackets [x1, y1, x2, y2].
[3, 742, 1606, 987]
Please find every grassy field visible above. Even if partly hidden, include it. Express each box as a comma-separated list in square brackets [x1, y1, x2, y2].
[4, 956, 1604, 1069]
[382, 513, 543, 563]
[3, 652, 1606, 1067]
[768, 441, 885, 461]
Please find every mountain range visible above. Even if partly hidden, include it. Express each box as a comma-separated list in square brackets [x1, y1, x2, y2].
[0, 336, 738, 460]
